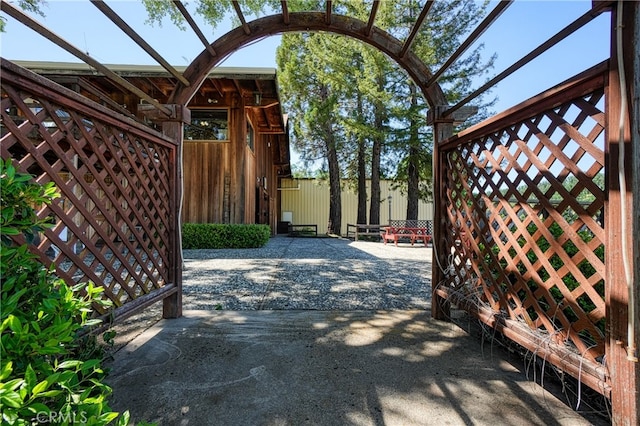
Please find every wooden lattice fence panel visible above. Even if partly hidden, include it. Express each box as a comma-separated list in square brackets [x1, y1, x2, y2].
[436, 65, 609, 393]
[1, 59, 180, 320]
[389, 220, 433, 235]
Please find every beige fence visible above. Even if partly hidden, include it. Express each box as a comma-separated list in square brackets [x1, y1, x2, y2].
[279, 178, 433, 236]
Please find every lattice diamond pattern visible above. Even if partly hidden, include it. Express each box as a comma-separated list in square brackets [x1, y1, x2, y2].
[441, 88, 606, 362]
[2, 78, 176, 313]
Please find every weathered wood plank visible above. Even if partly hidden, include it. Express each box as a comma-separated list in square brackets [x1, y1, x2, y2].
[606, 2, 640, 423]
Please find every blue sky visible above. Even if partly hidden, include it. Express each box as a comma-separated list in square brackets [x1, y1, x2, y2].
[1, 0, 610, 114]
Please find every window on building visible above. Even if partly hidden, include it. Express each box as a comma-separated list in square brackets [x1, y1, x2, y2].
[184, 109, 229, 141]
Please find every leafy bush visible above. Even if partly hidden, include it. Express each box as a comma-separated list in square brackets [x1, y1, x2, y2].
[0, 158, 131, 425]
[182, 223, 271, 249]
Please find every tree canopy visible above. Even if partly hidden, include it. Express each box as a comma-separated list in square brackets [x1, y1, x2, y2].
[7, 0, 498, 227]
[275, 0, 496, 223]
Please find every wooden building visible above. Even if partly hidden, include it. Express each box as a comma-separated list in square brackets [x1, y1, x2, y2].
[15, 61, 291, 233]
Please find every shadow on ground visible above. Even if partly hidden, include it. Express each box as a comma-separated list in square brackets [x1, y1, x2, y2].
[105, 237, 609, 425]
[181, 237, 432, 311]
[106, 310, 608, 426]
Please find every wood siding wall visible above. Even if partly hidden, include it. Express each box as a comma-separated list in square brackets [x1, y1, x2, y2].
[182, 141, 229, 223]
[182, 94, 284, 235]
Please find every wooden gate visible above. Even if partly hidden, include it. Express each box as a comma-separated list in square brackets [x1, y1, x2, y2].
[1, 59, 182, 324]
[434, 63, 611, 395]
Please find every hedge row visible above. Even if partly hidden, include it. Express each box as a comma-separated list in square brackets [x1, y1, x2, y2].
[182, 223, 271, 249]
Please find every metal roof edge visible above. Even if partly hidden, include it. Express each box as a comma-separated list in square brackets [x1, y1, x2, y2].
[9, 60, 277, 79]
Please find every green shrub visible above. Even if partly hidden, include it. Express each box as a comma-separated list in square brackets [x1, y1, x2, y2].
[182, 223, 271, 249]
[0, 158, 131, 425]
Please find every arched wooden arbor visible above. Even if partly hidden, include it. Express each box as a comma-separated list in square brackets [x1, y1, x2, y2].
[1, 1, 639, 423]
[171, 12, 446, 107]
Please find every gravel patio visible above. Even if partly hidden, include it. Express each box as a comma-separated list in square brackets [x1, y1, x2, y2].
[182, 235, 432, 311]
[106, 236, 608, 425]
[109, 236, 433, 350]
[109, 236, 432, 349]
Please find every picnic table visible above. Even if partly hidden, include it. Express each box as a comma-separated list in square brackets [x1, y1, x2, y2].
[382, 226, 431, 247]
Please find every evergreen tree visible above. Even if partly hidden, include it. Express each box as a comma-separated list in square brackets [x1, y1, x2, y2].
[140, 0, 497, 229]
[276, 33, 347, 234]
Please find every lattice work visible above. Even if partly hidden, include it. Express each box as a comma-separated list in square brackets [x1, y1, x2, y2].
[439, 79, 606, 364]
[389, 220, 433, 234]
[1, 62, 178, 316]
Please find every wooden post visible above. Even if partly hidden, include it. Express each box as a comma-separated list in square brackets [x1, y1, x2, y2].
[230, 93, 246, 223]
[431, 112, 454, 320]
[630, 0, 640, 395]
[161, 115, 186, 319]
[606, 2, 639, 423]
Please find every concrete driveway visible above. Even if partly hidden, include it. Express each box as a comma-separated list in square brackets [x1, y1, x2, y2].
[106, 237, 608, 425]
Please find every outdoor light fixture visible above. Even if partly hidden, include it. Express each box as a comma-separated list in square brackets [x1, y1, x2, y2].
[207, 98, 217, 104]
[254, 92, 262, 106]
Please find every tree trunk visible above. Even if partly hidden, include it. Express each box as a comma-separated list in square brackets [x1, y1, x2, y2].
[357, 136, 367, 225]
[357, 93, 367, 226]
[369, 68, 385, 226]
[327, 135, 342, 235]
[369, 100, 383, 225]
[406, 146, 419, 221]
[406, 82, 419, 221]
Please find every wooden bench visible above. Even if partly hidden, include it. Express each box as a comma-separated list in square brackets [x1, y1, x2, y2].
[288, 224, 318, 236]
[346, 223, 383, 241]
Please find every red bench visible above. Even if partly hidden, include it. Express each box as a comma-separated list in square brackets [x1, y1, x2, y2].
[382, 226, 431, 247]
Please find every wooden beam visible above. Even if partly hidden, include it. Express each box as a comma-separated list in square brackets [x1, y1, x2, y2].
[431, 111, 454, 322]
[0, 1, 173, 117]
[259, 107, 269, 130]
[89, 284, 178, 336]
[281, 1, 290, 25]
[326, 1, 332, 25]
[210, 79, 226, 98]
[365, 0, 380, 36]
[439, 62, 607, 149]
[128, 77, 157, 97]
[592, 0, 616, 11]
[607, 2, 640, 423]
[232, 79, 245, 97]
[436, 287, 611, 394]
[254, 79, 264, 93]
[77, 77, 136, 118]
[173, 12, 448, 109]
[172, 0, 217, 57]
[90, 0, 190, 87]
[138, 104, 191, 124]
[0, 59, 172, 143]
[161, 120, 183, 319]
[253, 100, 280, 109]
[443, 0, 612, 117]
[399, 0, 434, 58]
[232, 1, 251, 35]
[51, 75, 136, 118]
[426, 0, 513, 87]
[254, 129, 285, 135]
